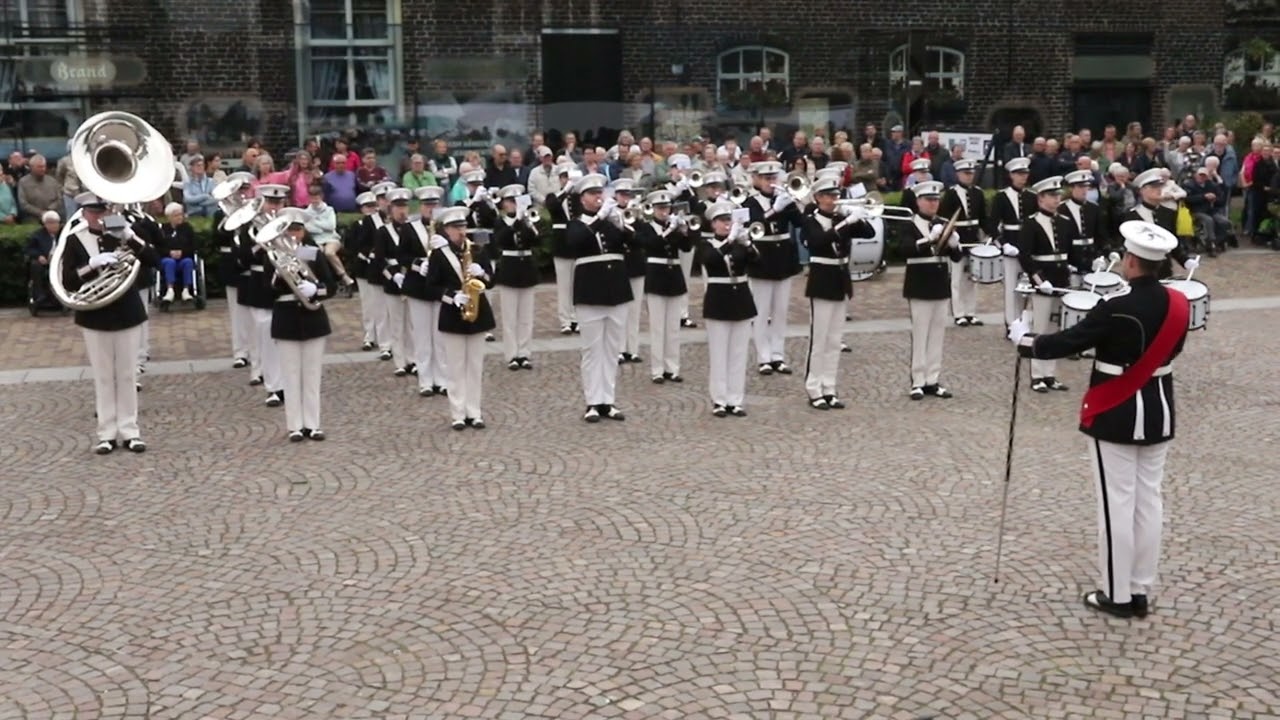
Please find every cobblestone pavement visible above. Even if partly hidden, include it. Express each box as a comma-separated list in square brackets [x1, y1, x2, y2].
[4, 248, 1277, 372]
[2, 263, 1279, 718]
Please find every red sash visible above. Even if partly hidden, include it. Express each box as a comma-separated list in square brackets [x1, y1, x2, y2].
[1080, 287, 1189, 428]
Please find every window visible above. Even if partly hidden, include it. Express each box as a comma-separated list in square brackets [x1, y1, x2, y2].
[889, 45, 966, 96]
[1222, 47, 1280, 109]
[0, 0, 83, 147]
[300, 0, 400, 130]
[716, 46, 789, 105]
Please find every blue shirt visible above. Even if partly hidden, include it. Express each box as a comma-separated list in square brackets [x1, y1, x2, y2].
[323, 170, 359, 212]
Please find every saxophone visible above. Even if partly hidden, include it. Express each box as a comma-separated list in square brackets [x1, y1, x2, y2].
[460, 238, 486, 322]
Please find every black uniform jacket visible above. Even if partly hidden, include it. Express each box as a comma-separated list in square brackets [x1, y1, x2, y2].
[212, 210, 242, 288]
[62, 226, 156, 331]
[129, 215, 162, 290]
[399, 219, 437, 301]
[372, 220, 410, 296]
[425, 240, 497, 334]
[698, 235, 758, 322]
[545, 191, 574, 258]
[270, 236, 334, 342]
[1017, 209, 1076, 291]
[1121, 203, 1190, 278]
[637, 218, 695, 297]
[801, 209, 873, 301]
[566, 212, 634, 307]
[745, 190, 803, 280]
[937, 183, 987, 252]
[989, 186, 1036, 246]
[236, 225, 275, 309]
[1060, 198, 1110, 266]
[358, 210, 386, 284]
[620, 207, 648, 279]
[493, 218, 541, 288]
[900, 214, 963, 300]
[1017, 275, 1187, 445]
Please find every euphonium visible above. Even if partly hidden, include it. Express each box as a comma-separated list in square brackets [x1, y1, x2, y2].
[254, 213, 323, 310]
[460, 238, 485, 322]
[48, 111, 175, 312]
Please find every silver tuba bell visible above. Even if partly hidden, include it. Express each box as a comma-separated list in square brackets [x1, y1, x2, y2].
[47, 111, 175, 312]
[255, 212, 323, 311]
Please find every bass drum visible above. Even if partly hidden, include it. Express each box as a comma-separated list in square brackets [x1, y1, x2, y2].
[849, 216, 885, 282]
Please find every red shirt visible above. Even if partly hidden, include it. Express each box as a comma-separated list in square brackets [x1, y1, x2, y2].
[356, 165, 389, 192]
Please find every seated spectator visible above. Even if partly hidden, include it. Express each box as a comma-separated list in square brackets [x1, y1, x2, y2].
[207, 153, 228, 184]
[25, 211, 60, 305]
[0, 169, 17, 223]
[401, 153, 438, 198]
[356, 149, 390, 194]
[17, 154, 61, 221]
[183, 157, 218, 217]
[1184, 166, 1230, 254]
[302, 183, 353, 293]
[159, 203, 198, 302]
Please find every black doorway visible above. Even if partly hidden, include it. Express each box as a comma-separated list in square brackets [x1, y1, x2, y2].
[1072, 84, 1151, 137]
[541, 30, 623, 149]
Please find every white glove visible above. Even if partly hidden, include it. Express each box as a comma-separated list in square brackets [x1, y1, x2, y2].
[467, 262, 486, 279]
[841, 205, 868, 223]
[1001, 243, 1019, 258]
[417, 261, 429, 276]
[671, 214, 686, 230]
[771, 193, 794, 213]
[429, 235, 448, 250]
[928, 225, 946, 242]
[599, 198, 617, 217]
[947, 233, 960, 250]
[473, 186, 488, 201]
[393, 273, 405, 288]
[1068, 265, 1079, 274]
[675, 179, 689, 193]
[1184, 255, 1200, 271]
[728, 222, 744, 241]
[88, 251, 119, 269]
[295, 280, 318, 298]
[1007, 318, 1031, 345]
[452, 291, 470, 307]
[1091, 256, 1107, 272]
[1036, 279, 1054, 294]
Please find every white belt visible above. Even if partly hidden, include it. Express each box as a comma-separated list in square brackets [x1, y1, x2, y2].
[1095, 361, 1172, 377]
[755, 233, 788, 242]
[275, 296, 318, 304]
[1073, 238, 1094, 246]
[552, 223, 567, 230]
[250, 264, 265, 272]
[647, 258, 681, 266]
[576, 253, 625, 265]
[953, 219, 980, 227]
[502, 250, 533, 257]
[357, 253, 368, 261]
[1032, 254, 1068, 262]
[1001, 224, 1021, 231]
[706, 276, 748, 284]
[809, 257, 847, 266]
[906, 256, 947, 265]
[219, 247, 233, 254]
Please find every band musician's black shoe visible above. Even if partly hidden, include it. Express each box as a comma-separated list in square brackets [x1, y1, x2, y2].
[583, 406, 601, 423]
[1131, 594, 1149, 618]
[378, 350, 393, 361]
[967, 316, 984, 326]
[570, 322, 580, 334]
[652, 375, 665, 384]
[663, 373, 683, 383]
[711, 404, 728, 418]
[1084, 590, 1134, 619]
[93, 440, 116, 455]
[955, 317, 971, 327]
[1031, 379, 1050, 393]
[772, 361, 793, 375]
[810, 397, 830, 410]
[451, 420, 467, 431]
[925, 385, 953, 399]
[909, 387, 925, 401]
[559, 324, 574, 335]
[508, 358, 521, 371]
[470, 419, 486, 430]
[680, 318, 697, 328]
[249, 375, 264, 386]
[603, 405, 625, 421]
[825, 396, 846, 409]
[289, 431, 305, 442]
[518, 357, 533, 369]
[124, 438, 147, 453]
[1046, 377, 1070, 392]
[362, 341, 375, 351]
[309, 429, 326, 441]
[232, 358, 248, 369]
[394, 366, 409, 377]
[419, 387, 436, 397]
[757, 363, 774, 376]
[728, 406, 747, 417]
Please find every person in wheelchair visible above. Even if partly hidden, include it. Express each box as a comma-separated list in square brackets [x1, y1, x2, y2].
[1183, 166, 1230, 256]
[26, 210, 62, 309]
[159, 202, 198, 303]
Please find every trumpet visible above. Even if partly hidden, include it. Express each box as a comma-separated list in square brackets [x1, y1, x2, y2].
[621, 206, 642, 226]
[639, 201, 656, 218]
[687, 170, 704, 188]
[728, 186, 751, 206]
[834, 198, 916, 221]
[512, 205, 548, 228]
[685, 215, 703, 232]
[747, 222, 767, 241]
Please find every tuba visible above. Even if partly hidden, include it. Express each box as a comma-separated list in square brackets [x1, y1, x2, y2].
[460, 238, 486, 322]
[254, 213, 323, 310]
[48, 112, 175, 312]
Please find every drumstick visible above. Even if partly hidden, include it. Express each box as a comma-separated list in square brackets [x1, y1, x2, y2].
[1015, 284, 1074, 295]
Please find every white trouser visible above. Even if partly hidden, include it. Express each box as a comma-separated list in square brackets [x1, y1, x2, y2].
[706, 319, 751, 408]
[678, 249, 694, 320]
[277, 337, 325, 432]
[625, 277, 645, 355]
[135, 289, 150, 366]
[363, 284, 390, 350]
[83, 325, 143, 442]
[442, 333, 485, 422]
[646, 293, 683, 377]
[385, 294, 410, 368]
[751, 277, 792, 364]
[358, 280, 377, 344]
[500, 286, 536, 360]
[1089, 438, 1170, 604]
[908, 298, 948, 388]
[950, 257, 977, 318]
[1002, 257, 1023, 326]
[805, 298, 845, 399]
[250, 308, 281, 393]
[407, 299, 448, 390]
[1030, 293, 1060, 379]
[553, 257, 576, 327]
[226, 286, 251, 361]
[577, 303, 628, 406]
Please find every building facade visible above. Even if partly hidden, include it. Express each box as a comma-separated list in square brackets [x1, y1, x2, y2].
[2, 0, 1278, 159]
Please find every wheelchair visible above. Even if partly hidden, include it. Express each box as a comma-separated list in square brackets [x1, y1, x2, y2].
[149, 252, 208, 312]
[26, 258, 67, 317]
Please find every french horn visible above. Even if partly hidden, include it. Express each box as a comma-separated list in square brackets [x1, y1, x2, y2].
[47, 111, 175, 311]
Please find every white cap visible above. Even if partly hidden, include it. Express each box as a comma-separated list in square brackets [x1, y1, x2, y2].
[953, 159, 977, 173]
[258, 183, 290, 200]
[41, 210, 60, 223]
[1109, 164, 1130, 177]
[667, 153, 691, 169]
[535, 145, 553, 159]
[750, 160, 783, 176]
[575, 173, 607, 193]
[279, 207, 309, 226]
[1119, 221, 1178, 261]
[910, 158, 931, 173]
[386, 187, 412, 204]
[811, 176, 841, 195]
[1005, 157, 1031, 174]
[646, 190, 673, 206]
[814, 167, 844, 182]
[227, 171, 256, 184]
[824, 161, 849, 174]
[356, 192, 376, 206]
[436, 206, 470, 226]
[611, 178, 637, 194]
[1064, 170, 1093, 186]
[499, 184, 525, 200]
[1134, 168, 1165, 188]
[555, 162, 576, 176]
[462, 170, 485, 184]
[164, 202, 184, 216]
[414, 186, 444, 203]
[371, 181, 397, 196]
[1032, 176, 1064, 194]
[705, 199, 736, 220]
[913, 180, 944, 198]
[74, 191, 107, 208]
[700, 170, 728, 186]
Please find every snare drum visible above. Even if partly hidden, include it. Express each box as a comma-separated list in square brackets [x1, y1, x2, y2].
[968, 244, 1004, 284]
[1081, 271, 1124, 297]
[1060, 291, 1101, 330]
[849, 217, 885, 282]
[1163, 279, 1210, 330]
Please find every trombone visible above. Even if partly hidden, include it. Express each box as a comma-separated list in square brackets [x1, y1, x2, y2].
[834, 197, 915, 221]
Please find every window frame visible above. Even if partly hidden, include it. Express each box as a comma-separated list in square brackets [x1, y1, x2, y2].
[0, 0, 85, 142]
[1222, 47, 1280, 90]
[888, 44, 966, 96]
[295, 0, 402, 137]
[715, 45, 790, 105]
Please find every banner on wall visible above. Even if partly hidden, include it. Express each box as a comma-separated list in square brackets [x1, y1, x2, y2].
[918, 131, 996, 163]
